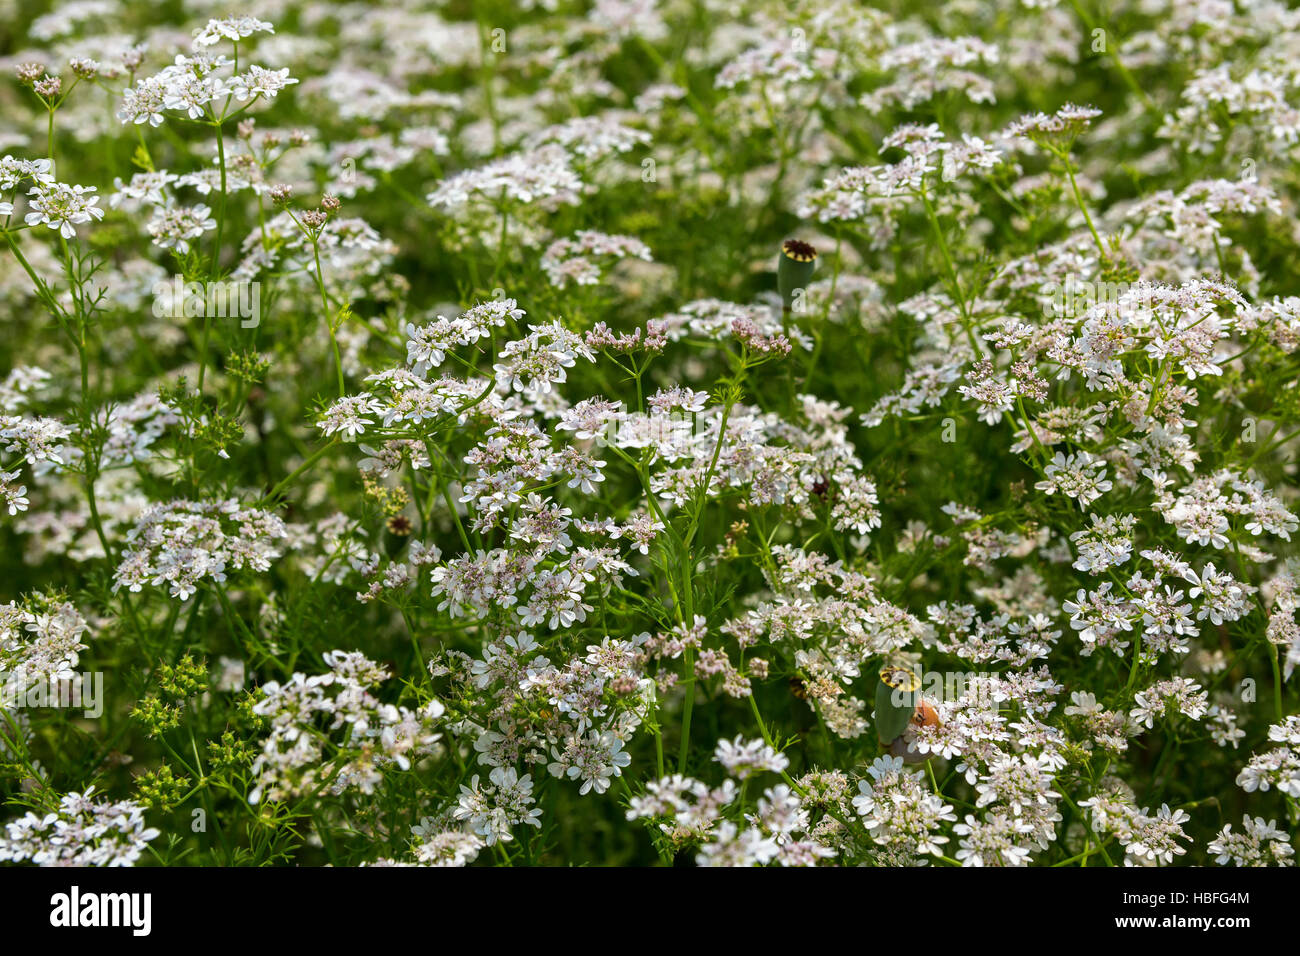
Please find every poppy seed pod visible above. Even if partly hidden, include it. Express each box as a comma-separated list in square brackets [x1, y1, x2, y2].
[875, 665, 920, 745]
[777, 239, 817, 313]
[383, 514, 413, 556]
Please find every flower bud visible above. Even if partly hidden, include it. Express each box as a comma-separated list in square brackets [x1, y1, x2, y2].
[15, 62, 45, 86]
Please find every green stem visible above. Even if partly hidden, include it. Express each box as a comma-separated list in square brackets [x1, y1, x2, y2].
[1062, 157, 1107, 258]
[261, 438, 340, 505]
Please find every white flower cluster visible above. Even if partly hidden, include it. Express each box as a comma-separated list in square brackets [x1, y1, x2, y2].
[113, 499, 289, 600]
[249, 650, 446, 804]
[0, 788, 159, 866]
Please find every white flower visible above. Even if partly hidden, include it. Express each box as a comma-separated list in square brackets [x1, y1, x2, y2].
[24, 182, 104, 238]
[713, 735, 789, 779]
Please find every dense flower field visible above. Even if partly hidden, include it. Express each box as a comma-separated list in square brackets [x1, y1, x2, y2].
[0, 0, 1298, 868]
